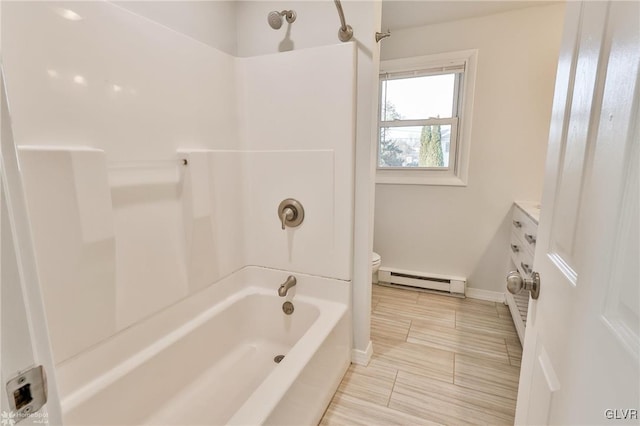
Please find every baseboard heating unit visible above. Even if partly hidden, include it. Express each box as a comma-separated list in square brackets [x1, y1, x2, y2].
[377, 267, 466, 297]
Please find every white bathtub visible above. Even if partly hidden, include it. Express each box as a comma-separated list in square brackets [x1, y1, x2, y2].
[58, 267, 351, 425]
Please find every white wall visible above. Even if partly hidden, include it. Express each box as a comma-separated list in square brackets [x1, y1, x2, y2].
[235, 0, 381, 359]
[236, 1, 345, 57]
[2, 0, 240, 362]
[112, 1, 238, 55]
[238, 44, 356, 279]
[2, 2, 239, 159]
[375, 4, 565, 293]
[2, 1, 360, 365]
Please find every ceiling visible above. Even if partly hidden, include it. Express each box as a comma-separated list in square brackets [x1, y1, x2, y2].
[381, 1, 559, 31]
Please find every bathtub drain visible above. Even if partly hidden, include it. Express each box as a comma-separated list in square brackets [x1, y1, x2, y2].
[274, 355, 285, 364]
[282, 301, 294, 315]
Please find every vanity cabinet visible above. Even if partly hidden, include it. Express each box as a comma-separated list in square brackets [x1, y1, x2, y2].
[506, 202, 540, 344]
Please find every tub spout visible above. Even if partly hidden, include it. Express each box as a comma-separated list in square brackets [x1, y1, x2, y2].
[278, 275, 297, 297]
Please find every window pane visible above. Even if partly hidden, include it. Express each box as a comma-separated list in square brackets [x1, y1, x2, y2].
[381, 74, 456, 121]
[379, 125, 451, 168]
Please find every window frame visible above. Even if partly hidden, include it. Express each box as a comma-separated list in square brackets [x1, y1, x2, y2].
[376, 49, 478, 186]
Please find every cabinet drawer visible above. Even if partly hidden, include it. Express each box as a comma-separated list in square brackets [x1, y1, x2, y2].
[507, 202, 539, 344]
[512, 207, 538, 252]
[510, 231, 534, 277]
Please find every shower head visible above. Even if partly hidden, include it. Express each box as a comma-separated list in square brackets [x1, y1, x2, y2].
[267, 10, 296, 30]
[267, 11, 283, 29]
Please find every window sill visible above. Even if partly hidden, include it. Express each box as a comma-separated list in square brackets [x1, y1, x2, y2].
[375, 172, 467, 186]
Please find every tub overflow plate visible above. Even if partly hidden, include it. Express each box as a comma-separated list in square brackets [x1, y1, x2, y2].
[282, 301, 294, 315]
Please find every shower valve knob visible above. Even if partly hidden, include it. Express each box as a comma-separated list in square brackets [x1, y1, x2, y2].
[278, 198, 304, 230]
[280, 208, 294, 230]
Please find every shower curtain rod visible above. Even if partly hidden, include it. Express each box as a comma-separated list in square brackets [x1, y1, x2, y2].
[333, 0, 353, 42]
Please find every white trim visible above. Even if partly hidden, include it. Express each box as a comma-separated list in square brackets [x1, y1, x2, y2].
[351, 340, 373, 366]
[381, 117, 457, 127]
[379, 50, 471, 75]
[1, 70, 63, 423]
[380, 64, 465, 80]
[376, 49, 478, 186]
[466, 288, 505, 303]
[376, 171, 467, 186]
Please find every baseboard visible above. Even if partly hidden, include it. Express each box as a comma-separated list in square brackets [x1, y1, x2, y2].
[351, 340, 373, 366]
[466, 288, 505, 303]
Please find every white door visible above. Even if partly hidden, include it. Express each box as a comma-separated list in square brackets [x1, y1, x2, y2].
[515, 1, 639, 424]
[0, 68, 62, 425]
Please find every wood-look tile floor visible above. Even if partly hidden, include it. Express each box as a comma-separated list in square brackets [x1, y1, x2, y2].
[320, 284, 522, 426]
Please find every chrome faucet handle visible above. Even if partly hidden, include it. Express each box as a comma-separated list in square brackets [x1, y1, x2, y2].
[280, 207, 294, 230]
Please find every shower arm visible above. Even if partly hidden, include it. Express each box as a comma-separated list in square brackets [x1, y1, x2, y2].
[333, 0, 353, 42]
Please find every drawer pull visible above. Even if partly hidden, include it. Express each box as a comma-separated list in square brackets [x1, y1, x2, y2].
[512, 220, 522, 228]
[520, 262, 532, 275]
[510, 244, 520, 253]
[524, 234, 537, 245]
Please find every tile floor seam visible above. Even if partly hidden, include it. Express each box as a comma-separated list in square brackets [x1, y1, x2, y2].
[503, 338, 510, 363]
[392, 370, 517, 424]
[386, 369, 399, 408]
[451, 381, 519, 404]
[453, 352, 457, 384]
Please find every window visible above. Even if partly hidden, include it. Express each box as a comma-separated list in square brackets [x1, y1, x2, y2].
[377, 50, 477, 186]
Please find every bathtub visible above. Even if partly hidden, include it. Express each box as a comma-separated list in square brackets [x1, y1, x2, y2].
[57, 267, 351, 425]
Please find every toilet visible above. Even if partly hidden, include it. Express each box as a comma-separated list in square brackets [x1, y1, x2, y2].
[372, 252, 382, 283]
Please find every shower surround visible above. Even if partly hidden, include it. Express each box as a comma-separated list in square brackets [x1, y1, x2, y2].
[2, 1, 355, 423]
